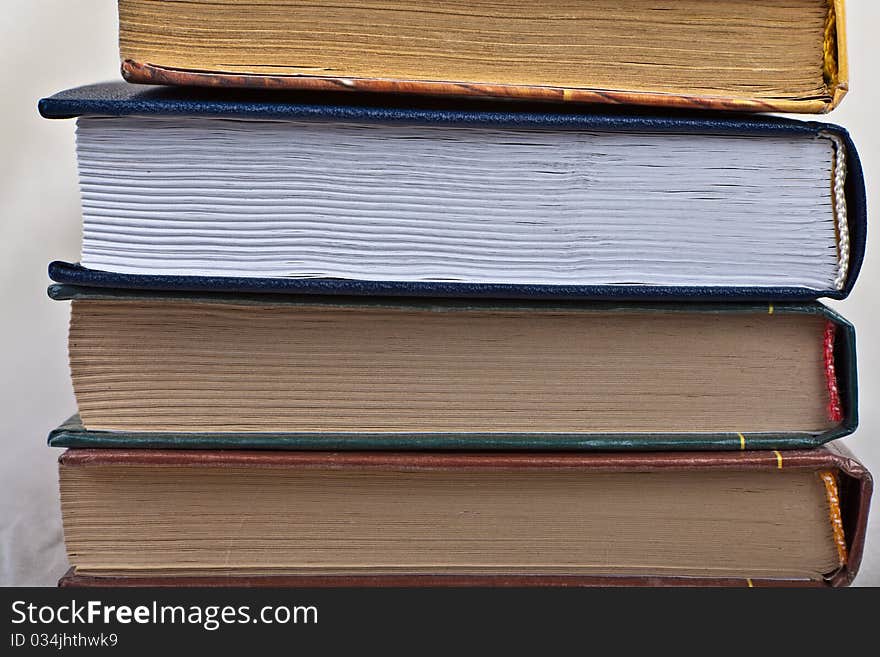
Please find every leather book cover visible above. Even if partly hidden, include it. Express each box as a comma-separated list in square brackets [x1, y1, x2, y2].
[117, 1, 848, 114]
[56, 445, 872, 588]
[38, 83, 867, 302]
[46, 289, 858, 451]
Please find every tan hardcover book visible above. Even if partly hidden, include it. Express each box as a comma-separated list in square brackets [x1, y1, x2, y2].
[53, 289, 856, 449]
[118, 0, 848, 112]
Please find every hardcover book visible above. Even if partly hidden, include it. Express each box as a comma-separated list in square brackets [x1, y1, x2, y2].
[56, 446, 871, 587]
[40, 83, 866, 301]
[116, 0, 848, 113]
[48, 286, 857, 451]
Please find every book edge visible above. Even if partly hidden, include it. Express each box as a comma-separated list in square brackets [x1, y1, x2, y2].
[119, 60, 836, 114]
[57, 568, 822, 588]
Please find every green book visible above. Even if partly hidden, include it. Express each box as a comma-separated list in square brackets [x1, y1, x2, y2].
[49, 286, 856, 451]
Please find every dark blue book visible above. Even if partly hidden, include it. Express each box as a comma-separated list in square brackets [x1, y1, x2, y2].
[41, 82, 866, 302]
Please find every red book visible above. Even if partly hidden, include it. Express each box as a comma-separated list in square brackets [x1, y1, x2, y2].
[58, 445, 871, 587]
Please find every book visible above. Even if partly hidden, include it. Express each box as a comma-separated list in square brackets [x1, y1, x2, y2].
[39, 83, 866, 301]
[48, 285, 857, 450]
[56, 446, 871, 587]
[116, 0, 848, 114]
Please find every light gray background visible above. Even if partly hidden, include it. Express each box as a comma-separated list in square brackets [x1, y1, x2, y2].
[0, 0, 876, 586]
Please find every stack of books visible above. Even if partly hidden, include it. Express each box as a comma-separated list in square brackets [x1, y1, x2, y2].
[42, 0, 870, 587]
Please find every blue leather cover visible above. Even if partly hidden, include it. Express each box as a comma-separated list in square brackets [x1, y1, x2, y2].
[40, 82, 867, 301]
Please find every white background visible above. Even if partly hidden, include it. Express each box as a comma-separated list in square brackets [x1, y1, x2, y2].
[0, 1, 876, 585]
